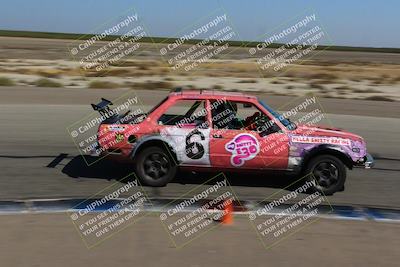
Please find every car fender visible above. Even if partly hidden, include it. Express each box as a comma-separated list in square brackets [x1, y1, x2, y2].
[130, 134, 179, 162]
[301, 144, 354, 170]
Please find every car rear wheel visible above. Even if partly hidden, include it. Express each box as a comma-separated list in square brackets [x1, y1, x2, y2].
[305, 155, 346, 195]
[134, 146, 177, 187]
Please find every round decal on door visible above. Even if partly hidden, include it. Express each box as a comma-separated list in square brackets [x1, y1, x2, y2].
[225, 133, 260, 167]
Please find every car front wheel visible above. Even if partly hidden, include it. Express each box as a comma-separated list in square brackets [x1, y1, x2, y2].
[305, 155, 347, 195]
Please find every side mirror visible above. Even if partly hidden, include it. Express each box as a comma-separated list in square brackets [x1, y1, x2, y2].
[271, 123, 281, 133]
[259, 121, 281, 137]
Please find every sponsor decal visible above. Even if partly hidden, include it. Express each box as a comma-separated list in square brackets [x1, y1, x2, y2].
[108, 125, 126, 132]
[115, 133, 124, 143]
[291, 135, 351, 146]
[225, 133, 260, 166]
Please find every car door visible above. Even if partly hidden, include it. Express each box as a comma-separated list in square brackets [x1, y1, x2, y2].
[156, 98, 211, 166]
[208, 99, 289, 169]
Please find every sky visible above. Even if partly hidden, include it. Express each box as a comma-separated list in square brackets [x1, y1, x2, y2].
[0, 0, 398, 48]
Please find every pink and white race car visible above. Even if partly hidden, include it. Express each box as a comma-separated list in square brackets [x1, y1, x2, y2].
[93, 88, 373, 195]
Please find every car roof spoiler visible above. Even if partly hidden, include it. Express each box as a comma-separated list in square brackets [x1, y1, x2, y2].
[91, 98, 114, 117]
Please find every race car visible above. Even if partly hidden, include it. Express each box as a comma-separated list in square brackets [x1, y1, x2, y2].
[92, 88, 374, 195]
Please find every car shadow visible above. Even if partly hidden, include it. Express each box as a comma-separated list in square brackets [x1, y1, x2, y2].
[61, 155, 135, 182]
[60, 155, 302, 191]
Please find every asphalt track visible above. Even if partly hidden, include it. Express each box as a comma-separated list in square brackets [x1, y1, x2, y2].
[0, 87, 399, 209]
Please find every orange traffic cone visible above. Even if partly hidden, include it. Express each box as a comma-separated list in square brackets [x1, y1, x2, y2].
[221, 200, 233, 225]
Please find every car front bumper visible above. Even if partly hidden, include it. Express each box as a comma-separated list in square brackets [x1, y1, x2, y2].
[355, 153, 374, 169]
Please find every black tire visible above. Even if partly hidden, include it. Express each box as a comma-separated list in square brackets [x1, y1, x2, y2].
[134, 146, 177, 187]
[304, 155, 346, 196]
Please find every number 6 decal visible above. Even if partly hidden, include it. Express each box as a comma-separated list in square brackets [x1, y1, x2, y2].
[185, 129, 205, 159]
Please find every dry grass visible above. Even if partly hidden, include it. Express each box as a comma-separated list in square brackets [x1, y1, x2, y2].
[271, 80, 284, 84]
[37, 69, 62, 78]
[35, 78, 62, 87]
[367, 75, 390, 85]
[83, 68, 133, 77]
[307, 72, 338, 80]
[109, 61, 140, 67]
[106, 68, 132, 77]
[299, 61, 339, 67]
[351, 88, 381, 93]
[335, 86, 352, 91]
[392, 76, 400, 83]
[349, 77, 362, 82]
[88, 80, 120, 89]
[236, 79, 258, 83]
[0, 76, 15, 86]
[309, 82, 324, 90]
[317, 79, 339, 84]
[129, 81, 174, 90]
[364, 95, 394, 102]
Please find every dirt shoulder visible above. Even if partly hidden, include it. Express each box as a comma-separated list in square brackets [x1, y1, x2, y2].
[0, 213, 399, 267]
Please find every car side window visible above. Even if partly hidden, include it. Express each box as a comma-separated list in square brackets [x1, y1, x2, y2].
[210, 100, 280, 136]
[158, 99, 207, 127]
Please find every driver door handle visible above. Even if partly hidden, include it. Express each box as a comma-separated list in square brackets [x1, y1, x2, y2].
[212, 134, 222, 139]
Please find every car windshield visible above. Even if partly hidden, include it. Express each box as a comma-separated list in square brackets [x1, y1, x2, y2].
[258, 99, 297, 130]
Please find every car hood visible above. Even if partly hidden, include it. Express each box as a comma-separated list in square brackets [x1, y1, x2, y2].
[292, 124, 363, 142]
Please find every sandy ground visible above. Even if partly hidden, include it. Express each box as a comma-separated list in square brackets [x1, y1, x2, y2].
[0, 213, 399, 267]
